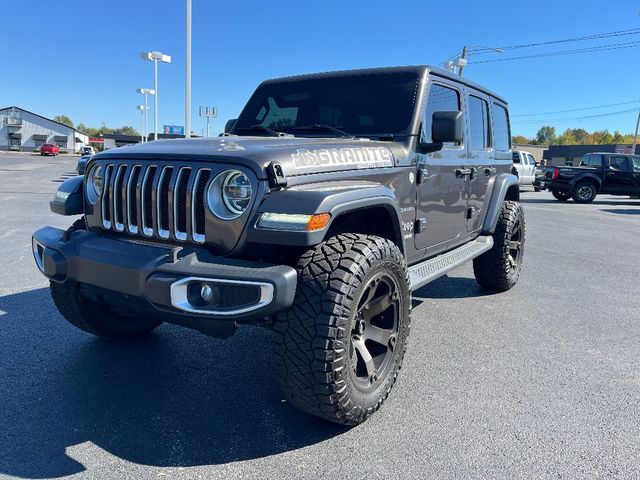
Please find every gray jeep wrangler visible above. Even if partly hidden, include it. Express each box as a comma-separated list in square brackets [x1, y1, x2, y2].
[33, 65, 524, 425]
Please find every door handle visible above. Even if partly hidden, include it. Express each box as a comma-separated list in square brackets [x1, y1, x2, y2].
[455, 168, 472, 178]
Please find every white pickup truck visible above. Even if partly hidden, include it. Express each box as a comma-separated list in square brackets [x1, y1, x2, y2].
[512, 150, 537, 187]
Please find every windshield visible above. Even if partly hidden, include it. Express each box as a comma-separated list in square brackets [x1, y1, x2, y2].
[233, 72, 420, 138]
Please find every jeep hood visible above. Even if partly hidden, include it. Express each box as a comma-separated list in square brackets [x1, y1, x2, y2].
[94, 136, 407, 178]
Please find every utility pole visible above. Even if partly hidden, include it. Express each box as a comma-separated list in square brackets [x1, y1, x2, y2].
[633, 106, 640, 155]
[458, 46, 467, 76]
[185, 0, 192, 138]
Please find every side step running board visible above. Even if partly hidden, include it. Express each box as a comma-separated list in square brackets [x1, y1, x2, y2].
[409, 236, 494, 291]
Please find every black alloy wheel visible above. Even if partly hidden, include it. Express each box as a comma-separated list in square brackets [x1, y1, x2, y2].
[349, 272, 401, 390]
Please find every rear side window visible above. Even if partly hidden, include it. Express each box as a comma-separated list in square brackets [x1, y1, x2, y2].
[468, 95, 491, 149]
[512, 152, 521, 164]
[423, 83, 461, 145]
[491, 103, 511, 151]
[582, 154, 602, 167]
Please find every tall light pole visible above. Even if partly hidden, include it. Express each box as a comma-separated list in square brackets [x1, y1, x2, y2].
[136, 88, 155, 142]
[141, 51, 171, 140]
[633, 106, 640, 155]
[185, 0, 192, 138]
[136, 105, 145, 143]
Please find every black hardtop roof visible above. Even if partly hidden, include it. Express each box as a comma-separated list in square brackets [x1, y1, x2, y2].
[260, 65, 508, 105]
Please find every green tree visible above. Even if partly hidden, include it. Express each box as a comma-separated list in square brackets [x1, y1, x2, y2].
[53, 115, 74, 128]
[114, 126, 139, 136]
[535, 125, 556, 145]
[512, 135, 533, 145]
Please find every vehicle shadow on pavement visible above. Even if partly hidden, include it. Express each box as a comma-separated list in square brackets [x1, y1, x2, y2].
[412, 274, 496, 302]
[0, 288, 346, 479]
[522, 198, 640, 206]
[600, 208, 640, 215]
[51, 172, 78, 183]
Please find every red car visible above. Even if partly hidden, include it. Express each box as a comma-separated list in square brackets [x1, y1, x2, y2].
[40, 143, 60, 156]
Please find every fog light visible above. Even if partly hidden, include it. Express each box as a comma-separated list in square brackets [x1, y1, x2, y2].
[200, 283, 213, 304]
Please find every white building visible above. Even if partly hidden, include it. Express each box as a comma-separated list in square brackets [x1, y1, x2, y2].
[0, 106, 89, 153]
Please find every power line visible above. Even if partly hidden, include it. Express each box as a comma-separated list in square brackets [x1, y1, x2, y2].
[511, 107, 640, 125]
[468, 41, 640, 64]
[512, 100, 640, 117]
[468, 28, 640, 54]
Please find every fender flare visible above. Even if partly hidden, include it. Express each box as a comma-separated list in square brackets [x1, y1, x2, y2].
[245, 182, 404, 250]
[481, 173, 519, 235]
[50, 175, 84, 216]
[569, 173, 602, 191]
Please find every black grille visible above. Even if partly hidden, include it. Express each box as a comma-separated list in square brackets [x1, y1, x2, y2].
[99, 162, 210, 243]
[217, 284, 261, 309]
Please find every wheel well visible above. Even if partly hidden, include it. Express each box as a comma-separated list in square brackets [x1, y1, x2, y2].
[505, 184, 520, 202]
[573, 177, 600, 191]
[326, 207, 404, 253]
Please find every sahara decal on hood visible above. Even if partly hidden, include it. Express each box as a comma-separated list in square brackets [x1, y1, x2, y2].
[291, 147, 394, 169]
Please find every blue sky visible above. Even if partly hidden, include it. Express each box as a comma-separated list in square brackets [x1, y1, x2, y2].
[2, 0, 639, 138]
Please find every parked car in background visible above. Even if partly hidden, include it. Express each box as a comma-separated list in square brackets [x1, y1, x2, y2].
[546, 152, 640, 203]
[76, 155, 92, 175]
[40, 144, 60, 156]
[512, 150, 536, 187]
[533, 161, 550, 191]
[80, 146, 95, 156]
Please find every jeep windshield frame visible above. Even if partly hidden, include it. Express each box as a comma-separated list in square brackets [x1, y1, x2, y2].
[232, 72, 421, 139]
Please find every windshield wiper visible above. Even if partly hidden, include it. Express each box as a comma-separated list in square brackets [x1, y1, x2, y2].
[291, 124, 355, 138]
[234, 124, 287, 137]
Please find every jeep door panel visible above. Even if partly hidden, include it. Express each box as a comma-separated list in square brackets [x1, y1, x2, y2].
[464, 91, 494, 233]
[414, 80, 468, 254]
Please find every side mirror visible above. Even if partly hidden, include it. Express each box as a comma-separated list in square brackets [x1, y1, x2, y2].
[417, 111, 463, 154]
[432, 111, 463, 144]
[224, 118, 237, 134]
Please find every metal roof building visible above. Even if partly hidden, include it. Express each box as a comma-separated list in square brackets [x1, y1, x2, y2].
[0, 106, 89, 153]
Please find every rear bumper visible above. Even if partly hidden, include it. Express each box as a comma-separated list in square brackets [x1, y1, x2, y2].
[32, 226, 297, 323]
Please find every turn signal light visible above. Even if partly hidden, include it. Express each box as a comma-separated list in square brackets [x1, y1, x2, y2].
[258, 212, 332, 231]
[306, 213, 331, 231]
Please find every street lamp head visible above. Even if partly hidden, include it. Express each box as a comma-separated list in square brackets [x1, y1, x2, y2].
[137, 105, 145, 110]
[136, 88, 156, 95]
[141, 51, 171, 63]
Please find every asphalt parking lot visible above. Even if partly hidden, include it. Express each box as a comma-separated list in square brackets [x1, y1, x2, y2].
[1, 153, 639, 480]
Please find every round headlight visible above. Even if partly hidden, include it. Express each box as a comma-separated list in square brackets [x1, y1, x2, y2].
[207, 170, 253, 219]
[86, 165, 103, 204]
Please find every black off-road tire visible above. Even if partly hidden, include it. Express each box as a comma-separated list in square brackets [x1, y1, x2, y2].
[572, 180, 598, 203]
[473, 201, 525, 292]
[49, 217, 162, 339]
[50, 281, 162, 339]
[273, 234, 411, 426]
[551, 189, 570, 201]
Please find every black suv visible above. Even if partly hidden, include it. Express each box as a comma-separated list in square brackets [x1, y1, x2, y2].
[33, 66, 524, 425]
[547, 153, 640, 203]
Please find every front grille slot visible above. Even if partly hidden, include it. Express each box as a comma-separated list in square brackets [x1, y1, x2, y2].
[192, 169, 211, 243]
[99, 162, 211, 244]
[126, 165, 141, 234]
[157, 167, 174, 238]
[112, 165, 127, 232]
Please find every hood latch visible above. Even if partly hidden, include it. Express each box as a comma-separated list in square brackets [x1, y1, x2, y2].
[267, 161, 287, 189]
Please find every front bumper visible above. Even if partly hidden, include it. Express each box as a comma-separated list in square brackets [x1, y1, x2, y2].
[32, 226, 298, 324]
